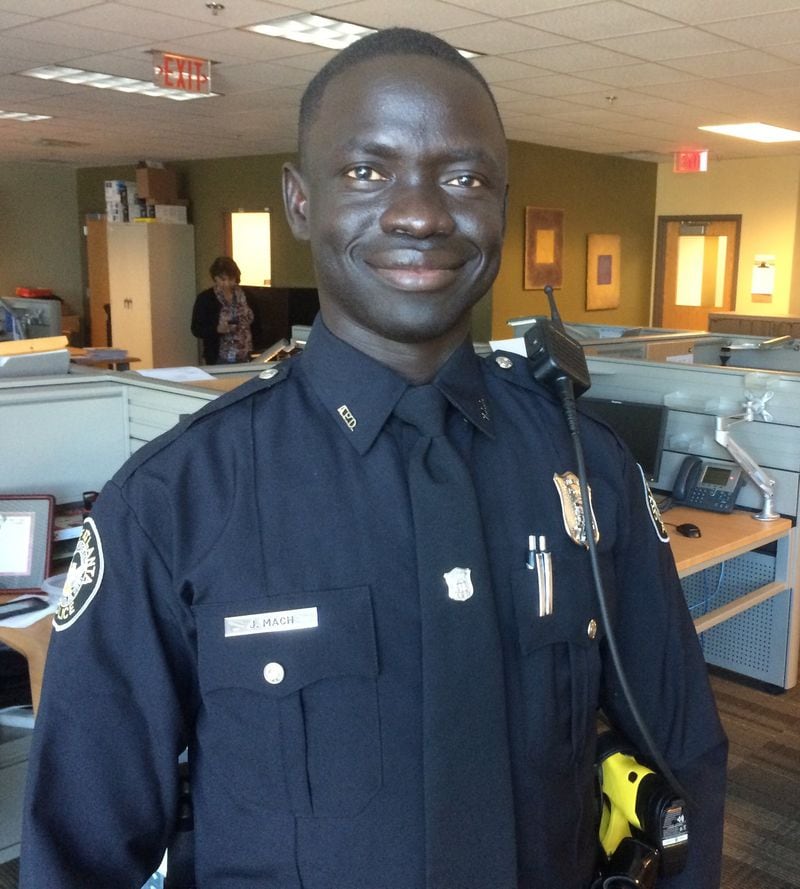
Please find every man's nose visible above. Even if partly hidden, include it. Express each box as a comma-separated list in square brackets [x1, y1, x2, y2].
[379, 181, 455, 238]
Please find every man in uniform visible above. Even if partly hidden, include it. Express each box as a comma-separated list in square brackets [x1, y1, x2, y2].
[21, 27, 727, 889]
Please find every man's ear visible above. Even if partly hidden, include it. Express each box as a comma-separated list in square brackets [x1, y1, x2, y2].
[282, 162, 311, 241]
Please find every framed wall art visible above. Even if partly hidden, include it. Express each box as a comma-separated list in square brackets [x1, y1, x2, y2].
[586, 233, 621, 310]
[0, 495, 54, 596]
[524, 207, 563, 290]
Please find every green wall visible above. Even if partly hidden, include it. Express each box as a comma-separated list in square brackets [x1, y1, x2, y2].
[75, 156, 313, 295]
[0, 163, 83, 319]
[72, 141, 657, 344]
[492, 140, 658, 339]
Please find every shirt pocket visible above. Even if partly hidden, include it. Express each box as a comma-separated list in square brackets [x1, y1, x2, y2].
[510, 552, 606, 773]
[194, 585, 382, 817]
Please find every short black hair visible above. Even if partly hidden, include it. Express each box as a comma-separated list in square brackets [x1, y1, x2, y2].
[297, 27, 502, 164]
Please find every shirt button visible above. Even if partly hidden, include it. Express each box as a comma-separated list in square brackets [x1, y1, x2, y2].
[259, 367, 279, 380]
[587, 619, 598, 640]
[495, 355, 513, 369]
[263, 662, 285, 684]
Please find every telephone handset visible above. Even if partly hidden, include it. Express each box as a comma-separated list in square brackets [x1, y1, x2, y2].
[672, 455, 745, 513]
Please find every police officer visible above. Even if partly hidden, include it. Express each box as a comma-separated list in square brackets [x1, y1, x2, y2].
[21, 27, 727, 889]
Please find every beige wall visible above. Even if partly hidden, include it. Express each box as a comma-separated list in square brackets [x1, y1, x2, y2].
[656, 156, 800, 317]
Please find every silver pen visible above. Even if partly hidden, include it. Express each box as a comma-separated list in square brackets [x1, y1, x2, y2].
[527, 534, 554, 616]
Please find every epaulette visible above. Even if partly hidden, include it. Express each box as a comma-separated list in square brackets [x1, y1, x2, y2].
[484, 349, 560, 404]
[113, 360, 293, 484]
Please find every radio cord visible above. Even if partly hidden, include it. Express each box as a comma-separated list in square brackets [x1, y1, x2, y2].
[554, 374, 692, 809]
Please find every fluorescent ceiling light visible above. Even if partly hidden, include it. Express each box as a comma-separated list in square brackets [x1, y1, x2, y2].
[0, 110, 51, 121]
[245, 15, 374, 50]
[244, 15, 480, 57]
[699, 122, 800, 143]
[21, 66, 218, 101]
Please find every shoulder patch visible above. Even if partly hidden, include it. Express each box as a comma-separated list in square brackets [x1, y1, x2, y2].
[54, 518, 105, 630]
[638, 464, 670, 543]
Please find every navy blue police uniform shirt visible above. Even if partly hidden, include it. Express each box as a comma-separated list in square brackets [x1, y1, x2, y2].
[21, 317, 727, 889]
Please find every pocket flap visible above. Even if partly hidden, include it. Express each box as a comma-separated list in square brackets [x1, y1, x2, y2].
[195, 585, 378, 698]
[511, 567, 603, 653]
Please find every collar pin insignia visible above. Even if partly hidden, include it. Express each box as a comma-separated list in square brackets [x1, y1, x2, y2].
[337, 404, 357, 430]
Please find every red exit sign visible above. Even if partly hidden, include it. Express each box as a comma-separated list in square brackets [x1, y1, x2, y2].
[673, 150, 708, 173]
[154, 53, 211, 94]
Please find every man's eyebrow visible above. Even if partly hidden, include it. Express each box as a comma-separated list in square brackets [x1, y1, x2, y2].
[338, 139, 504, 170]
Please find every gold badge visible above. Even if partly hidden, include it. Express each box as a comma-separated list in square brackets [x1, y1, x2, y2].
[553, 471, 599, 548]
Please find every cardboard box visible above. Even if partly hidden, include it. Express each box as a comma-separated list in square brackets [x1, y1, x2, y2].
[152, 204, 187, 224]
[136, 167, 178, 204]
[104, 179, 136, 201]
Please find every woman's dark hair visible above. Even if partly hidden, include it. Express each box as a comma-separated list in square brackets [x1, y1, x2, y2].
[209, 256, 241, 283]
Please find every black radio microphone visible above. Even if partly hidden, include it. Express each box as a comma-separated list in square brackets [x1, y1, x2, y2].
[523, 285, 591, 398]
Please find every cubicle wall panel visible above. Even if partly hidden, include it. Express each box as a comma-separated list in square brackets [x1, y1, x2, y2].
[683, 552, 791, 687]
[0, 730, 31, 864]
[0, 386, 129, 503]
[587, 358, 800, 431]
[662, 411, 800, 473]
[658, 450, 799, 516]
[126, 385, 216, 451]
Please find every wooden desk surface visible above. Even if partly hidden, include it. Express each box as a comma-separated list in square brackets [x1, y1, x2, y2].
[183, 374, 255, 392]
[665, 505, 792, 577]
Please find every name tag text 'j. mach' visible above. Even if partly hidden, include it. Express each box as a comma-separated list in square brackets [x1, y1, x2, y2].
[224, 607, 319, 637]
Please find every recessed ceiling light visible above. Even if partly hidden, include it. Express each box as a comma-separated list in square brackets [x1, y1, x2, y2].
[699, 122, 800, 143]
[20, 66, 219, 101]
[244, 15, 480, 57]
[0, 109, 51, 121]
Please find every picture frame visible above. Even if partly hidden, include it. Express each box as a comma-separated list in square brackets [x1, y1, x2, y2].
[0, 495, 55, 596]
[586, 233, 621, 310]
[524, 207, 564, 290]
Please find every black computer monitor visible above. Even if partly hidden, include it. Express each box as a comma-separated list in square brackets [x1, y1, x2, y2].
[580, 397, 668, 484]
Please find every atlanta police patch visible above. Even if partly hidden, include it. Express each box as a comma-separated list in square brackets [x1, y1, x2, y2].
[54, 517, 104, 631]
[638, 464, 669, 543]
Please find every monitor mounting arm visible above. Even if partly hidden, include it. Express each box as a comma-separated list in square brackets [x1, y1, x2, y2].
[714, 393, 779, 522]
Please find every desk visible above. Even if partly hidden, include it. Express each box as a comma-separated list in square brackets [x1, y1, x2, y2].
[665, 506, 797, 686]
[0, 615, 53, 714]
[68, 348, 140, 371]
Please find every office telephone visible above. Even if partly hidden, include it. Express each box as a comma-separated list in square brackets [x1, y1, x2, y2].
[672, 455, 745, 513]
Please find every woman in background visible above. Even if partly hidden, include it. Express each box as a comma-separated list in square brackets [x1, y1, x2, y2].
[191, 256, 256, 364]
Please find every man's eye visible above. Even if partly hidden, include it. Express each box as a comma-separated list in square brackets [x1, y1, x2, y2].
[346, 166, 386, 181]
[447, 174, 483, 188]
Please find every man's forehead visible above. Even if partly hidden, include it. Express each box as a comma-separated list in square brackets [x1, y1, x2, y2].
[305, 54, 504, 154]
[321, 54, 487, 109]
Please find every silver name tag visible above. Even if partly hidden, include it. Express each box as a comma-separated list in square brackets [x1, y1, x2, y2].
[224, 606, 319, 637]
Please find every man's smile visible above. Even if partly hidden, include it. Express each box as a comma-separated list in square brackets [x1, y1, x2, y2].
[363, 248, 471, 292]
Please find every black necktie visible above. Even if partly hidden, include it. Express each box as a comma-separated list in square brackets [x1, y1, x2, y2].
[394, 385, 516, 889]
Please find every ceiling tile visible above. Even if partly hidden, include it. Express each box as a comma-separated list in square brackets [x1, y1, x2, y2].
[514, 1, 677, 40]
[597, 26, 745, 60]
[317, 0, 491, 31]
[436, 20, 568, 55]
[56, 2, 224, 40]
[703, 9, 800, 47]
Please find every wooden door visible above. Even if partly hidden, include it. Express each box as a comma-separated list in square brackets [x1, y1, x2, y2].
[653, 216, 741, 330]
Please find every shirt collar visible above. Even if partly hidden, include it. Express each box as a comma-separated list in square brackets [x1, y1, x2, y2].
[300, 317, 495, 454]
